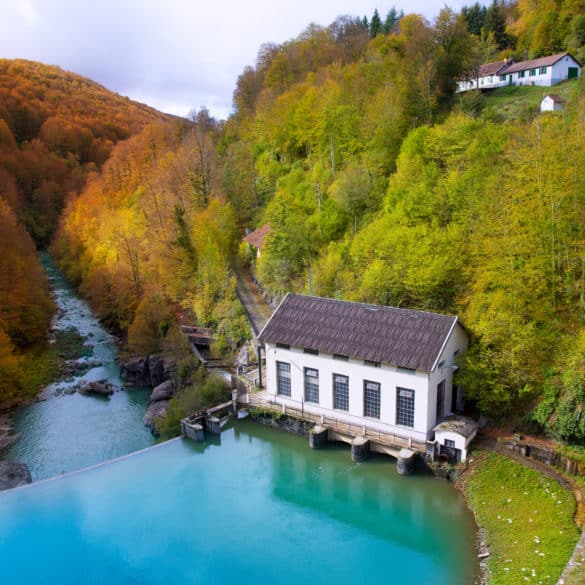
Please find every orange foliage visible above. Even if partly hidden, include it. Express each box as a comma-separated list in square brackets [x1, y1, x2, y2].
[0, 59, 172, 246]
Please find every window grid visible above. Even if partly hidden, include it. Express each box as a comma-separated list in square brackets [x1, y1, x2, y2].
[396, 387, 415, 427]
[333, 374, 349, 411]
[539, 66, 547, 74]
[276, 361, 291, 396]
[363, 380, 381, 419]
[304, 368, 319, 403]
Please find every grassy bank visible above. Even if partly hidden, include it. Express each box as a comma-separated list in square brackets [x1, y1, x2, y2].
[460, 450, 579, 585]
[1, 328, 92, 408]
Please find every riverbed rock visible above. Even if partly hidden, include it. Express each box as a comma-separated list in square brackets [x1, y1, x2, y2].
[79, 381, 115, 396]
[150, 380, 175, 402]
[120, 356, 149, 386]
[143, 400, 169, 433]
[0, 461, 32, 491]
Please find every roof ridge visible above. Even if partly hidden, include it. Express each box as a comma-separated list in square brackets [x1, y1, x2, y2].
[286, 292, 456, 320]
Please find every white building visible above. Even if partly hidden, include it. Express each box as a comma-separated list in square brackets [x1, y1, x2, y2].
[457, 52, 581, 93]
[257, 294, 470, 455]
[541, 93, 564, 112]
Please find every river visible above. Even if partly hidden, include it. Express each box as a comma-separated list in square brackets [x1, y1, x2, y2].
[5, 254, 154, 480]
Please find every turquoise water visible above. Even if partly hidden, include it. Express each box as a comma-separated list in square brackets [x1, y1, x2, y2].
[6, 254, 154, 480]
[0, 421, 477, 585]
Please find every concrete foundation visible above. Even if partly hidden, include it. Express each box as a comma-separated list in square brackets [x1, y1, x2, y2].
[206, 416, 222, 434]
[397, 448, 416, 475]
[351, 437, 370, 462]
[181, 420, 204, 442]
[309, 425, 328, 449]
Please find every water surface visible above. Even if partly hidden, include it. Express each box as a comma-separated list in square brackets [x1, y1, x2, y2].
[6, 254, 154, 479]
[0, 421, 477, 585]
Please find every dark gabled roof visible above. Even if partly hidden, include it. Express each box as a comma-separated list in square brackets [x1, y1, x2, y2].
[244, 224, 270, 249]
[479, 60, 510, 77]
[258, 294, 460, 372]
[543, 93, 564, 102]
[503, 52, 577, 74]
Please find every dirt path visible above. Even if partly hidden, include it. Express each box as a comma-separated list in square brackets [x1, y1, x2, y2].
[233, 262, 273, 337]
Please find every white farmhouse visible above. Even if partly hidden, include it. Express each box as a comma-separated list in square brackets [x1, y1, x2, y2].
[541, 93, 564, 112]
[257, 294, 471, 459]
[457, 59, 511, 92]
[457, 52, 581, 93]
[503, 52, 580, 86]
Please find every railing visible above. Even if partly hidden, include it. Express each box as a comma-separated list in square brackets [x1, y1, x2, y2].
[245, 393, 426, 452]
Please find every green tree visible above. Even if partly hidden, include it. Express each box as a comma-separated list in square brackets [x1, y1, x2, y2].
[370, 9, 382, 38]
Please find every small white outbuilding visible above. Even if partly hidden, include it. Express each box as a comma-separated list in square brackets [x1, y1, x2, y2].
[433, 416, 478, 463]
[541, 94, 565, 112]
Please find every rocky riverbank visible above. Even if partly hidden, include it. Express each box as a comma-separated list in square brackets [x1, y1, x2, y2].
[121, 355, 177, 434]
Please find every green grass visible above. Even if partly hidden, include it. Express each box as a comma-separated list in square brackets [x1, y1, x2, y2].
[463, 451, 579, 585]
[480, 79, 579, 121]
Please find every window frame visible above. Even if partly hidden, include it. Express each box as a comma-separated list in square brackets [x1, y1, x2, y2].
[276, 361, 291, 397]
[396, 387, 415, 428]
[304, 367, 319, 404]
[363, 380, 381, 419]
[333, 373, 349, 411]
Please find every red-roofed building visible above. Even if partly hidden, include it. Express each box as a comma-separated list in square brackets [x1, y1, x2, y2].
[244, 223, 270, 257]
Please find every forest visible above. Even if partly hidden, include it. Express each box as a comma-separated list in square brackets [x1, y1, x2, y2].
[3, 1, 585, 443]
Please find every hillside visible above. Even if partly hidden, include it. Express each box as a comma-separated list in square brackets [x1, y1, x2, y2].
[0, 59, 172, 245]
[472, 79, 580, 120]
[0, 59, 174, 405]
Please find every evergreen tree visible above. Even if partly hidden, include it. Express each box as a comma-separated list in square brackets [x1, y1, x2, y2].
[362, 15, 369, 31]
[370, 9, 382, 38]
[382, 7, 404, 35]
[483, 0, 508, 49]
[461, 3, 487, 36]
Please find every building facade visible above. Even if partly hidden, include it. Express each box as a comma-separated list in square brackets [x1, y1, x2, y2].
[457, 52, 581, 93]
[257, 294, 469, 445]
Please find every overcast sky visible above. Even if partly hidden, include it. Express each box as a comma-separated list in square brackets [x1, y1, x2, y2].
[0, 0, 473, 119]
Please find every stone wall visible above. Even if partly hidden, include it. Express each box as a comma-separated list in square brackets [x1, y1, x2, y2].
[249, 409, 314, 437]
[498, 439, 583, 476]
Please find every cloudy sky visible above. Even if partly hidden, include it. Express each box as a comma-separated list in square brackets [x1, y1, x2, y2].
[0, 0, 472, 119]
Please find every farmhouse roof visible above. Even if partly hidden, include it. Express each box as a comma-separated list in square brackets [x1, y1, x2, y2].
[503, 52, 575, 74]
[478, 60, 510, 77]
[258, 293, 460, 371]
[244, 223, 270, 249]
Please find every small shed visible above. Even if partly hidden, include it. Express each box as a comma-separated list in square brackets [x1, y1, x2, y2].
[541, 94, 564, 112]
[433, 416, 478, 463]
[244, 223, 270, 258]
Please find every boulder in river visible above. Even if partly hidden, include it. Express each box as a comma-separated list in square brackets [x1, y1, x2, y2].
[121, 354, 176, 387]
[0, 461, 32, 492]
[150, 380, 175, 402]
[143, 400, 169, 433]
[120, 356, 149, 386]
[79, 381, 116, 396]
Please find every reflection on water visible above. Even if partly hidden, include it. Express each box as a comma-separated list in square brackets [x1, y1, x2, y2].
[6, 254, 154, 480]
[0, 421, 477, 585]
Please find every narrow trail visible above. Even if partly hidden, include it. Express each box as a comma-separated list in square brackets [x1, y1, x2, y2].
[233, 262, 273, 337]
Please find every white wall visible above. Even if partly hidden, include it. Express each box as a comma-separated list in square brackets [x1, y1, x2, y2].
[512, 56, 580, 87]
[426, 322, 469, 433]
[264, 321, 469, 442]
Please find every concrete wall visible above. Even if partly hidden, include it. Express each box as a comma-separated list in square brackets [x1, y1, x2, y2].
[264, 322, 468, 442]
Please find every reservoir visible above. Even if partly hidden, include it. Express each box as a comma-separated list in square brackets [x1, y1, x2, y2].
[0, 420, 477, 585]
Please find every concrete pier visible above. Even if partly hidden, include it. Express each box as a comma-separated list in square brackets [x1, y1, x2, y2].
[397, 448, 416, 475]
[181, 419, 205, 442]
[351, 437, 370, 462]
[309, 425, 328, 449]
